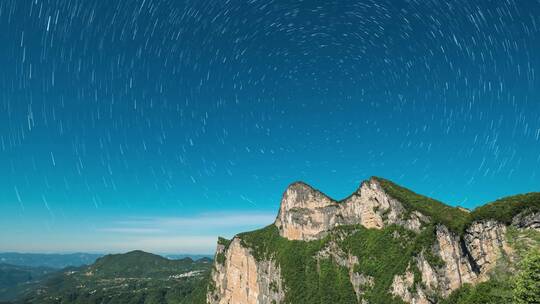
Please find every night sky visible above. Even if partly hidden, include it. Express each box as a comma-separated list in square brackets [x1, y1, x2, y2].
[1, 0, 539, 254]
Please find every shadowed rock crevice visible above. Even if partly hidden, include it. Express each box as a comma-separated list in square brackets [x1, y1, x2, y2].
[459, 237, 481, 274]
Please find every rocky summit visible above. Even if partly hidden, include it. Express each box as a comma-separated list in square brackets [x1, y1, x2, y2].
[207, 177, 540, 304]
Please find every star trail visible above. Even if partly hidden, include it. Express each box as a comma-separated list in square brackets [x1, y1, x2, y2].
[0, 0, 539, 253]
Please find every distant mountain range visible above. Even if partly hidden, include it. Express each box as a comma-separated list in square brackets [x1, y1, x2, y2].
[0, 264, 56, 302]
[0, 253, 103, 269]
[0, 253, 213, 270]
[3, 250, 212, 304]
[164, 254, 213, 261]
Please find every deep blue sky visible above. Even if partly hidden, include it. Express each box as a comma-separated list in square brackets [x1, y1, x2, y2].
[1, 0, 539, 254]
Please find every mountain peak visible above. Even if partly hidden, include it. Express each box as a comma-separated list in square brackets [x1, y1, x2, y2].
[285, 180, 331, 199]
[275, 181, 337, 240]
[281, 181, 328, 202]
[285, 181, 315, 190]
[124, 250, 151, 256]
[274, 178, 398, 240]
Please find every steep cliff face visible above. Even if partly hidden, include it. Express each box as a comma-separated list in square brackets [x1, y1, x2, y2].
[389, 221, 513, 303]
[208, 178, 540, 304]
[463, 221, 512, 277]
[432, 225, 478, 294]
[207, 238, 284, 304]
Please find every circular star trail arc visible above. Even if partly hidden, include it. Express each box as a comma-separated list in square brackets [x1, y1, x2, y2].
[0, 0, 539, 252]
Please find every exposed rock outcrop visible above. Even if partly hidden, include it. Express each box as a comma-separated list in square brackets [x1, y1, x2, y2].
[391, 267, 430, 304]
[391, 222, 513, 303]
[512, 212, 540, 230]
[433, 225, 479, 294]
[207, 239, 284, 304]
[463, 221, 512, 278]
[274, 182, 339, 241]
[274, 179, 429, 241]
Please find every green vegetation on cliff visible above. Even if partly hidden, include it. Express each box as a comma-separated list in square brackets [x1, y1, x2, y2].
[216, 237, 232, 265]
[470, 193, 540, 225]
[374, 177, 470, 233]
[440, 280, 513, 304]
[375, 177, 540, 234]
[513, 250, 540, 304]
[238, 224, 444, 304]
[339, 225, 438, 303]
[238, 225, 353, 304]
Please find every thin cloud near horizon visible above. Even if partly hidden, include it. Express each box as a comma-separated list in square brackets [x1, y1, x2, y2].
[102, 212, 276, 232]
[0, 212, 276, 255]
[90, 211, 277, 254]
